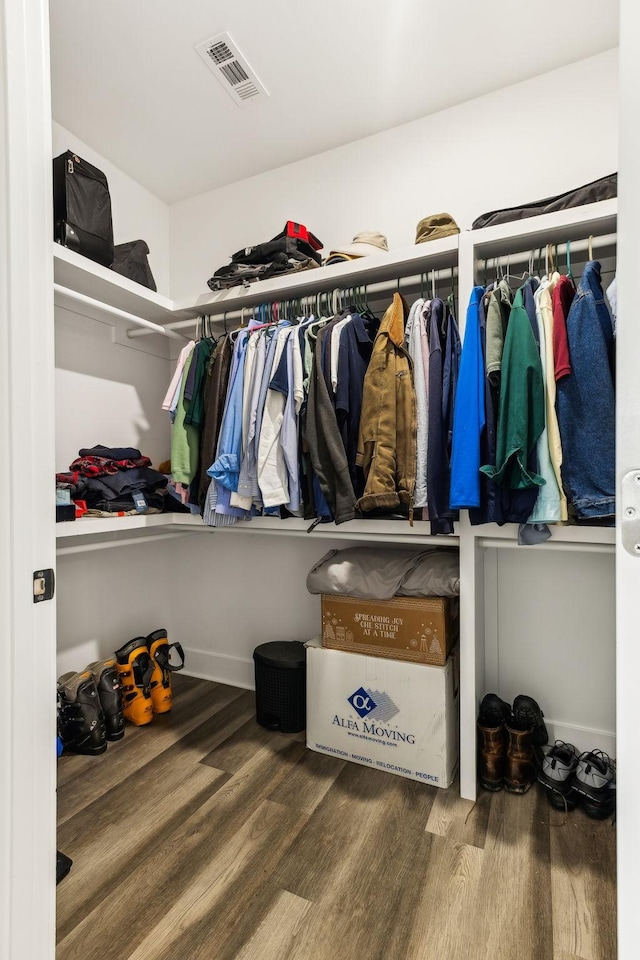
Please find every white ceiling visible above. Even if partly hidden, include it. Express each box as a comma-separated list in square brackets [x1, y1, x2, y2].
[49, 1, 619, 205]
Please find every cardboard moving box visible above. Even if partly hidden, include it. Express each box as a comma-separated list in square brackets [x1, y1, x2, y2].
[306, 639, 459, 788]
[321, 594, 458, 666]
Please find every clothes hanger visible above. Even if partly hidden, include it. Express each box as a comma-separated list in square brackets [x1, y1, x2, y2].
[565, 240, 575, 282]
[446, 266, 456, 317]
[588, 234, 594, 260]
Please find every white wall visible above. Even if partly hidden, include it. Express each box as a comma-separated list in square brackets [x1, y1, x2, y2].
[53, 121, 171, 295]
[55, 303, 171, 471]
[56, 542, 176, 676]
[169, 48, 619, 302]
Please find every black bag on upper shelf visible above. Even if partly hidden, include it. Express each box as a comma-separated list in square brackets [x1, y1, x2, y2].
[471, 173, 618, 230]
[111, 240, 157, 291]
[53, 151, 115, 267]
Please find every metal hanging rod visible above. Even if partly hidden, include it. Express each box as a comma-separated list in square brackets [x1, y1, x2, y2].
[126, 266, 459, 339]
[475, 232, 617, 276]
[54, 283, 190, 342]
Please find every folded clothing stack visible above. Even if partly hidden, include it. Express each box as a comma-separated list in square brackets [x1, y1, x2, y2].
[306, 546, 460, 600]
[56, 444, 168, 516]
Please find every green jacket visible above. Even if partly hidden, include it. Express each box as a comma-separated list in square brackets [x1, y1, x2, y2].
[480, 286, 545, 490]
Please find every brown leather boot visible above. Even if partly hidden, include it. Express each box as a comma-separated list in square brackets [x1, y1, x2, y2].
[477, 722, 506, 791]
[504, 722, 536, 794]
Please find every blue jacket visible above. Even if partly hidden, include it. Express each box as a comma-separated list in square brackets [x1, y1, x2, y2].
[450, 286, 486, 509]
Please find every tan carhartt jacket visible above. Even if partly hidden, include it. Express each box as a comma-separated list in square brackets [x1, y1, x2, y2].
[356, 293, 417, 518]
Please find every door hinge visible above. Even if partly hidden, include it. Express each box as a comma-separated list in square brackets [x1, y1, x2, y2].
[621, 471, 640, 557]
[33, 568, 55, 602]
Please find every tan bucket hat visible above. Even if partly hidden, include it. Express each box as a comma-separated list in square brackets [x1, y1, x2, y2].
[325, 230, 389, 262]
[415, 213, 460, 244]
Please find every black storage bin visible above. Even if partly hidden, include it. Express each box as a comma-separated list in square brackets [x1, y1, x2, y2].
[253, 641, 306, 734]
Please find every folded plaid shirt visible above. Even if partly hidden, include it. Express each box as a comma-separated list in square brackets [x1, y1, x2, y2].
[68, 455, 152, 478]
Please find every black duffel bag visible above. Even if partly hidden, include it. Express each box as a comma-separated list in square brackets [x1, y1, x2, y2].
[472, 173, 617, 230]
[53, 151, 115, 267]
[111, 240, 157, 291]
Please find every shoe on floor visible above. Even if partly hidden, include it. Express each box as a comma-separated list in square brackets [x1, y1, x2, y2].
[512, 694, 548, 749]
[504, 721, 536, 794]
[573, 750, 616, 820]
[478, 693, 512, 727]
[537, 740, 579, 810]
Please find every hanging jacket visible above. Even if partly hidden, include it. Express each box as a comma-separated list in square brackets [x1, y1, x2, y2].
[197, 334, 233, 509]
[307, 319, 357, 523]
[556, 260, 615, 519]
[356, 293, 416, 516]
[480, 285, 545, 498]
[449, 286, 486, 509]
[469, 287, 506, 525]
[427, 298, 461, 534]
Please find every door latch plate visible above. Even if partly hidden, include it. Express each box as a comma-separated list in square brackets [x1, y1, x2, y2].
[33, 568, 55, 602]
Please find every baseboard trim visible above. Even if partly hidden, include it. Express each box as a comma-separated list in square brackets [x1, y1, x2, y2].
[181, 648, 254, 690]
[545, 717, 616, 758]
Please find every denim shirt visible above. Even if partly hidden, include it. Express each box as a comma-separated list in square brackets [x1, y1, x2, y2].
[556, 260, 615, 519]
[207, 330, 249, 499]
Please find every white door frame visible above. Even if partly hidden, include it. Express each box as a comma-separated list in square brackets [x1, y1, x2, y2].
[617, 4, 640, 957]
[0, 0, 56, 958]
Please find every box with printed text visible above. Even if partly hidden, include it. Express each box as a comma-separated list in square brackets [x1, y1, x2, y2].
[306, 638, 459, 788]
[321, 594, 458, 666]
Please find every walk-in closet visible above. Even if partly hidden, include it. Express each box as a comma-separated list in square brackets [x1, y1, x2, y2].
[2, 2, 638, 959]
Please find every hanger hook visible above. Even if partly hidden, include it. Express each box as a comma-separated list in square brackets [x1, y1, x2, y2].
[588, 234, 594, 260]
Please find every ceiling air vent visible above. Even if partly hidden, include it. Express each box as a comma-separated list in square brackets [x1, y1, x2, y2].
[195, 32, 268, 108]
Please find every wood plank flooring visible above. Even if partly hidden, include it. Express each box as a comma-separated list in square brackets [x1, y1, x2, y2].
[56, 675, 616, 960]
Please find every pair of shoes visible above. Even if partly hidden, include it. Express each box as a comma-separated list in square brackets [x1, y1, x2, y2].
[538, 742, 616, 819]
[57, 659, 123, 756]
[114, 629, 185, 727]
[477, 693, 548, 794]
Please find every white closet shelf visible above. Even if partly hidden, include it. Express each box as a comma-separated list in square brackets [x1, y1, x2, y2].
[53, 243, 178, 324]
[470, 198, 617, 258]
[55, 512, 615, 551]
[475, 522, 615, 550]
[56, 513, 178, 539]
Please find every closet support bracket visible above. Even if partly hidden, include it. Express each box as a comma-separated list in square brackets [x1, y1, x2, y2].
[621, 470, 640, 556]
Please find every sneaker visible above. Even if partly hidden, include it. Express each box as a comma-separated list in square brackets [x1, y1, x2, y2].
[512, 694, 548, 748]
[573, 750, 616, 820]
[537, 740, 579, 810]
[478, 693, 512, 728]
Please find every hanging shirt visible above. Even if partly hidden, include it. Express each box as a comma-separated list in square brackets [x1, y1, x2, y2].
[485, 280, 511, 384]
[206, 331, 250, 525]
[183, 338, 214, 428]
[163, 340, 195, 411]
[231, 327, 267, 509]
[330, 314, 352, 392]
[405, 299, 429, 509]
[552, 275, 575, 380]
[170, 353, 200, 486]
[258, 325, 293, 508]
[527, 279, 563, 524]
[536, 272, 568, 521]
[449, 286, 486, 509]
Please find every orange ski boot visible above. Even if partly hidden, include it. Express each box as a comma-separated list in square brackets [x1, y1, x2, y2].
[114, 637, 154, 726]
[146, 629, 185, 715]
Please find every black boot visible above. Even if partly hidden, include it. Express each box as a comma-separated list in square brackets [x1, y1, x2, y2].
[87, 658, 125, 741]
[57, 671, 107, 755]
